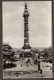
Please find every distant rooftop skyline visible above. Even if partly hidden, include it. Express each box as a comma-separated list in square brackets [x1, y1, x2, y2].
[3, 1, 52, 48]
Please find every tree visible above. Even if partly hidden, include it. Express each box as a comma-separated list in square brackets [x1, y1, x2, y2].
[3, 43, 16, 69]
[3, 44, 15, 60]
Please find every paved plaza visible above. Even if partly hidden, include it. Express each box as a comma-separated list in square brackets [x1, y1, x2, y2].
[3, 61, 53, 78]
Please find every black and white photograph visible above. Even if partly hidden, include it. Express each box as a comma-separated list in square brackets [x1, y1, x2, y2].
[2, 1, 53, 78]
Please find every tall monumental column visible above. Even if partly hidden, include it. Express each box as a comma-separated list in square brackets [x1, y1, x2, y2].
[21, 3, 32, 58]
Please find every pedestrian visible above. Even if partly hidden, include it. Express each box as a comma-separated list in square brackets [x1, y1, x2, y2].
[26, 59, 31, 66]
[38, 61, 40, 70]
[40, 69, 42, 74]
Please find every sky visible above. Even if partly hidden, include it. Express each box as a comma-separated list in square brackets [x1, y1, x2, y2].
[2, 1, 52, 48]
